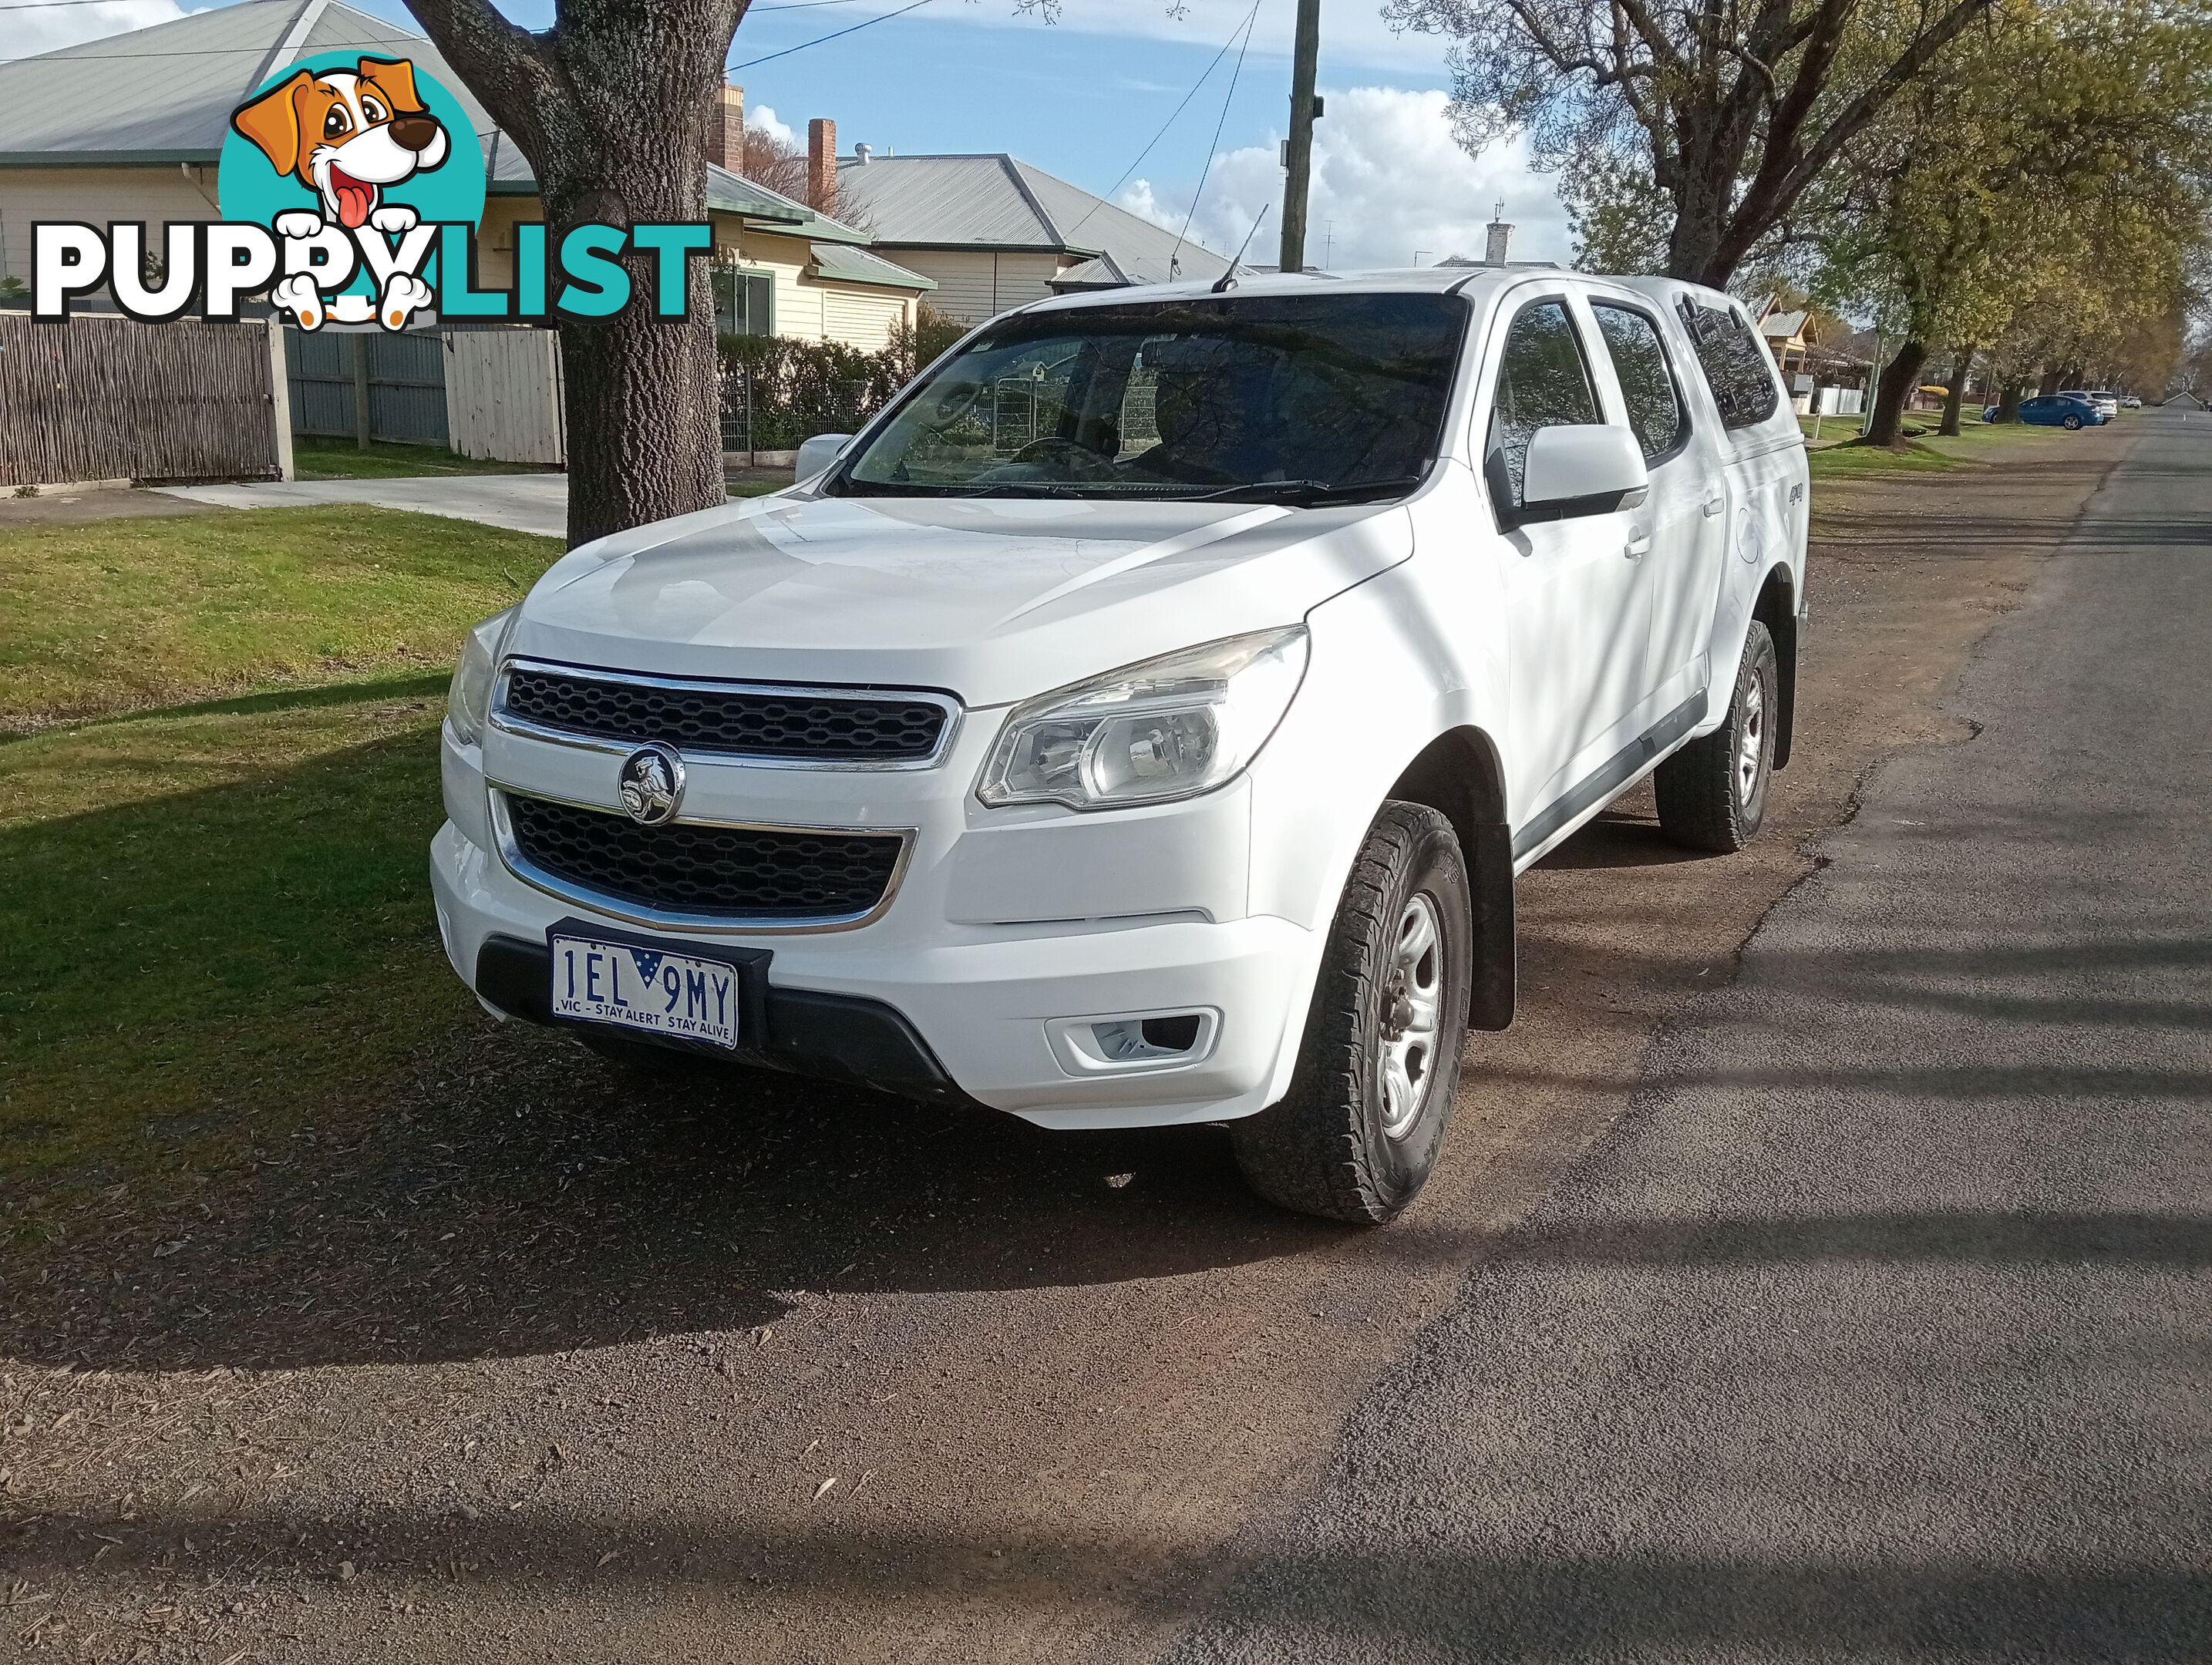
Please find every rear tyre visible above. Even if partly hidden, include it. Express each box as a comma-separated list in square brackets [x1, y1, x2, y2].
[1231, 802, 1473, 1225]
[1655, 620, 1779, 853]
[2062, 413, 2084, 429]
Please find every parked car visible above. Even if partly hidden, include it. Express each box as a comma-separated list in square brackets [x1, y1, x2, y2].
[432, 272, 1810, 1223]
[2123, 395, 2143, 409]
[2080, 389, 2121, 418]
[1984, 393, 2108, 429]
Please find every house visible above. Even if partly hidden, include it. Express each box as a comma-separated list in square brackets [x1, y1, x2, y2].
[1756, 299, 1816, 384]
[827, 150, 1231, 324]
[0, 0, 933, 348]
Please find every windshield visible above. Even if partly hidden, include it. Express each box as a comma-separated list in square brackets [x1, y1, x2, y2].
[833, 292, 1468, 502]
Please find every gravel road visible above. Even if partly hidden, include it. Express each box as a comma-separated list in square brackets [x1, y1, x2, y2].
[2, 422, 2157, 1663]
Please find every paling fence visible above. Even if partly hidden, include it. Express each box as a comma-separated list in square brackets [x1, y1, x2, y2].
[286, 326, 449, 446]
[0, 311, 287, 487]
[443, 326, 565, 466]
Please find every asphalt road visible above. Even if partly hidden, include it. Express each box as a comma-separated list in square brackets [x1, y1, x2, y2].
[1162, 410, 2212, 1660]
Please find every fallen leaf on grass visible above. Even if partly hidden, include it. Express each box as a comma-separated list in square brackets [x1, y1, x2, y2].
[595, 1549, 623, 1568]
[812, 1478, 837, 1502]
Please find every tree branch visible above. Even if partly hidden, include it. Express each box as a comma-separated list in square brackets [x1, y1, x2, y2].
[401, 0, 564, 157]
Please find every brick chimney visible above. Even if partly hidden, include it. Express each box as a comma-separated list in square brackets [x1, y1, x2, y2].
[807, 117, 837, 215]
[709, 81, 745, 176]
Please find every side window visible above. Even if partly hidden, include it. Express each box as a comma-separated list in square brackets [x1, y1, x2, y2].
[1592, 303, 1685, 462]
[1486, 298, 1601, 507]
[712, 265, 775, 338]
[1678, 298, 1779, 430]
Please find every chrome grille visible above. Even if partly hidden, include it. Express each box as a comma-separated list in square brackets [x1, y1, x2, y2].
[501, 664, 950, 763]
[503, 795, 905, 923]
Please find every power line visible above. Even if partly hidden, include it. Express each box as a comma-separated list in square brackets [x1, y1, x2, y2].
[1062, 0, 1262, 244]
[1170, 0, 1258, 274]
[729, 0, 931, 69]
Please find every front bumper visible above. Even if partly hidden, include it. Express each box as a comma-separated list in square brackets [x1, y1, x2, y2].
[430, 716, 1320, 1128]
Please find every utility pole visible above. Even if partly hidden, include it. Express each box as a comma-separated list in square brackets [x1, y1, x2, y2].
[1278, 0, 1322, 275]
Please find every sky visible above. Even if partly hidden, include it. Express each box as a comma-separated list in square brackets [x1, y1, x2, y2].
[2, 0, 1574, 269]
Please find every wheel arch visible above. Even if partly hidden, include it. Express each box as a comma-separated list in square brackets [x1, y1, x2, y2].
[1383, 725, 1515, 1031]
[1754, 562, 1798, 769]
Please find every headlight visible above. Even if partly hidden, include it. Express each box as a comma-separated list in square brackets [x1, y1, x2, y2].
[977, 626, 1308, 811]
[445, 607, 514, 746]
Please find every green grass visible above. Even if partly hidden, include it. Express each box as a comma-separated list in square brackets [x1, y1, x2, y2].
[0, 506, 561, 727]
[1806, 411, 2076, 479]
[0, 505, 569, 1190]
[294, 437, 555, 479]
[0, 682, 463, 1181]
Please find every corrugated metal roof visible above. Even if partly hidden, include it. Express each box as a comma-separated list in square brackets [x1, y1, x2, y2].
[1049, 254, 1127, 288]
[809, 240, 934, 291]
[832, 152, 1228, 281]
[0, 0, 494, 161]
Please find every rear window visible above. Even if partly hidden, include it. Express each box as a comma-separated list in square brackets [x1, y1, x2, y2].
[1676, 298, 1779, 431]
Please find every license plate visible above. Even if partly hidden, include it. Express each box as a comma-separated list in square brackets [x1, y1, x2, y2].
[550, 932, 742, 1049]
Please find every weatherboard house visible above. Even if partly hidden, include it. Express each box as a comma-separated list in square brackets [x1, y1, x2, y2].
[0, 0, 934, 349]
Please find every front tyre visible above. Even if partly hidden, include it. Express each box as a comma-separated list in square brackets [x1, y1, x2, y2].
[1231, 802, 1473, 1225]
[1655, 619, 1779, 853]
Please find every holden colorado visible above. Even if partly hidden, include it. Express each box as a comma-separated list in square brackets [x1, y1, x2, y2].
[433, 268, 1809, 1224]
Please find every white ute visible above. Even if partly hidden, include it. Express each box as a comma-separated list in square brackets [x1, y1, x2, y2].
[432, 269, 1809, 1223]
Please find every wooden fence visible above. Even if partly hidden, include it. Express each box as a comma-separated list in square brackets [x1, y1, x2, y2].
[287, 326, 449, 446]
[445, 327, 565, 466]
[0, 312, 289, 487]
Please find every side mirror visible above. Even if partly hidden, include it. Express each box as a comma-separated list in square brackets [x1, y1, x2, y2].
[1519, 424, 1649, 518]
[795, 432, 855, 483]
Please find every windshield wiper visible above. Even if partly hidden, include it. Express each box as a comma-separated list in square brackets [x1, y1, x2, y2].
[1183, 474, 1427, 506]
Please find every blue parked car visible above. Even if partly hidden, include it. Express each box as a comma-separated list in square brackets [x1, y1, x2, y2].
[1981, 393, 2107, 429]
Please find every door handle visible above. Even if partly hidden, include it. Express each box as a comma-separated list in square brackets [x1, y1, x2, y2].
[1701, 494, 1726, 518]
[1624, 530, 1652, 559]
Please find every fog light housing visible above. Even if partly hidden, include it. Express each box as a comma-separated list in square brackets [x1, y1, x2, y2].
[1049, 1008, 1220, 1075]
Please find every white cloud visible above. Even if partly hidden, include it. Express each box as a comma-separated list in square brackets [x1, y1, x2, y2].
[0, 0, 185, 62]
[746, 102, 799, 148]
[1124, 85, 1570, 271]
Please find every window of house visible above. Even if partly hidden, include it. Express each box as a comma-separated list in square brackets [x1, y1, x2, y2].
[1486, 298, 1601, 508]
[1591, 302, 1685, 462]
[1678, 298, 1779, 430]
[714, 267, 775, 338]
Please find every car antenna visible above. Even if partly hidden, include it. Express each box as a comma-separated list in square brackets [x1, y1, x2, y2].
[1212, 205, 1271, 293]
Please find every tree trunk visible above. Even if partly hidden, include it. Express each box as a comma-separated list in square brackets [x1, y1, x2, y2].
[1994, 382, 2024, 422]
[1867, 339, 1929, 448]
[1664, 145, 1736, 284]
[404, 0, 744, 549]
[2038, 365, 2062, 396]
[1938, 347, 1973, 436]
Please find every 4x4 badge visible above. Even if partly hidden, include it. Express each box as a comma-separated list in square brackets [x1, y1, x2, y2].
[617, 745, 685, 826]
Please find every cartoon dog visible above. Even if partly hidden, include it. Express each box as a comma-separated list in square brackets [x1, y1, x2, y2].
[231, 57, 448, 330]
